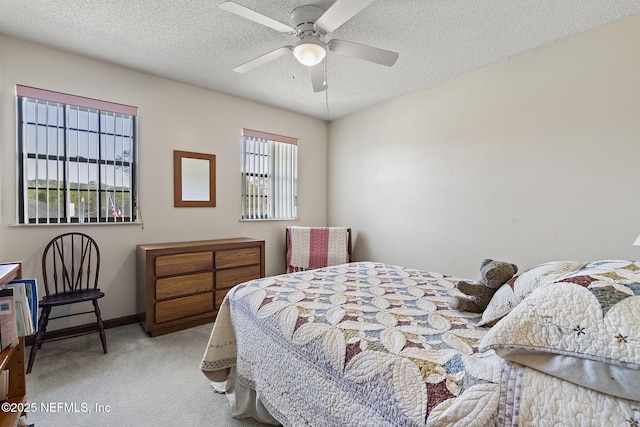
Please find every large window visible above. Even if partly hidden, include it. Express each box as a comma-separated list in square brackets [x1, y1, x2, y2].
[17, 85, 138, 224]
[241, 129, 297, 220]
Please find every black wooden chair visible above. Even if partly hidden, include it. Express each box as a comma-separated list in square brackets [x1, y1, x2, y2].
[27, 232, 108, 374]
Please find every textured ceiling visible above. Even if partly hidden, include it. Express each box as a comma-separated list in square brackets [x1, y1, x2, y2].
[0, 1, 639, 121]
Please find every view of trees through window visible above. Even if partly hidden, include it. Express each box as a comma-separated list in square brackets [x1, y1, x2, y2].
[241, 129, 297, 220]
[17, 86, 137, 224]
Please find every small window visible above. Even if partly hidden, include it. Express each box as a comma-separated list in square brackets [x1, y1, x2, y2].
[16, 85, 138, 224]
[241, 129, 297, 220]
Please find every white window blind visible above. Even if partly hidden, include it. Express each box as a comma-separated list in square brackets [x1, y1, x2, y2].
[17, 85, 138, 224]
[241, 129, 297, 220]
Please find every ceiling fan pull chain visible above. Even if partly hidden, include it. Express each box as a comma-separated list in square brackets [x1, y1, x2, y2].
[292, 54, 297, 80]
[324, 61, 331, 122]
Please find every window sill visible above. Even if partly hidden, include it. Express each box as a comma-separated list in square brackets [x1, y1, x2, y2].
[11, 222, 144, 227]
[239, 218, 298, 222]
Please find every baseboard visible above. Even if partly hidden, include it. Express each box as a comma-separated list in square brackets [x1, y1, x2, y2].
[25, 314, 139, 347]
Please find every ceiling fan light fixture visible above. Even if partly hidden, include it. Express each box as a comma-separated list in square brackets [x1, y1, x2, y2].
[293, 38, 326, 66]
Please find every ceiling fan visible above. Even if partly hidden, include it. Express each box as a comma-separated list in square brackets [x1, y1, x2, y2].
[220, 0, 399, 92]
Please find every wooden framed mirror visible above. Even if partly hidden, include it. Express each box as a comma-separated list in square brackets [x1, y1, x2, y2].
[173, 150, 216, 207]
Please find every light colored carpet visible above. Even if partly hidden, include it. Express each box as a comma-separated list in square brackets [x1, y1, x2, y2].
[25, 322, 268, 427]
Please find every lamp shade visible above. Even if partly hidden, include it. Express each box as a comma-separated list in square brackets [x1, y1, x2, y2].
[633, 234, 640, 246]
[293, 38, 326, 66]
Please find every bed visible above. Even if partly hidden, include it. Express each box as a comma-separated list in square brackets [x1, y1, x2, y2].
[200, 260, 640, 426]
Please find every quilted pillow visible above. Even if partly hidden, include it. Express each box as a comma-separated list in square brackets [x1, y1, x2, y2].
[480, 260, 640, 401]
[479, 261, 585, 326]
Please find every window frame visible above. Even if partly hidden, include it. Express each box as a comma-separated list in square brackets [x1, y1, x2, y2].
[16, 85, 139, 225]
[241, 128, 298, 221]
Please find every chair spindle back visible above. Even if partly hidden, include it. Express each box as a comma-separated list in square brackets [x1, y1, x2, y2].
[42, 232, 100, 297]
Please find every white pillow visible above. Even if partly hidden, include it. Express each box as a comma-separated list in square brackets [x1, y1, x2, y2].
[479, 261, 585, 326]
[480, 261, 640, 401]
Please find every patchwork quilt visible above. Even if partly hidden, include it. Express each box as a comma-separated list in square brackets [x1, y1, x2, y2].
[201, 261, 640, 426]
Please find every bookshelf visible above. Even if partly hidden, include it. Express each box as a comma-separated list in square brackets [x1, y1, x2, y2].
[0, 262, 25, 427]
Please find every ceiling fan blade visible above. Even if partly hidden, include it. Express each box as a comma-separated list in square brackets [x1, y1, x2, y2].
[220, 1, 295, 34]
[315, 0, 377, 34]
[309, 61, 328, 92]
[233, 46, 291, 73]
[329, 39, 399, 66]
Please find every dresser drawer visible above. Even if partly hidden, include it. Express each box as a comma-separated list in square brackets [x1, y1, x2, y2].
[155, 252, 213, 277]
[216, 264, 261, 289]
[155, 272, 213, 300]
[215, 247, 261, 269]
[155, 293, 213, 324]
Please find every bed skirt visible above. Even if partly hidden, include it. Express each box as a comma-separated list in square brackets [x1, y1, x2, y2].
[211, 367, 280, 425]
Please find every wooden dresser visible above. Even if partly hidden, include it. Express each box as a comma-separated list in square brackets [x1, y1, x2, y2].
[136, 238, 265, 336]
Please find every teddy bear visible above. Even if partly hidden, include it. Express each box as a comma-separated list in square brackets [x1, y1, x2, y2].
[449, 258, 518, 313]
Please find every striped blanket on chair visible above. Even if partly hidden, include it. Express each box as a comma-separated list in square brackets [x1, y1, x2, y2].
[286, 227, 349, 273]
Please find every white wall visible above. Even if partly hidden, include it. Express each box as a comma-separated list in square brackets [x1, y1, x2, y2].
[0, 36, 328, 329]
[328, 14, 640, 279]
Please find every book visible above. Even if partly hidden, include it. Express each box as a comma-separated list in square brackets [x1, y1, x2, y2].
[24, 279, 38, 332]
[0, 289, 19, 351]
[15, 302, 26, 337]
[10, 278, 38, 333]
[5, 281, 34, 336]
[0, 369, 8, 401]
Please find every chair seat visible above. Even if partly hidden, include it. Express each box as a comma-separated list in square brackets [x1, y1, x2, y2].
[40, 289, 105, 307]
